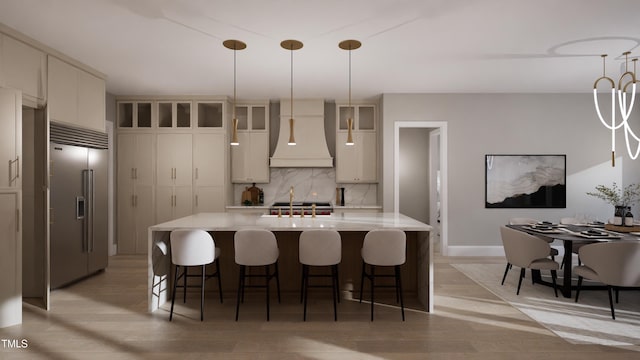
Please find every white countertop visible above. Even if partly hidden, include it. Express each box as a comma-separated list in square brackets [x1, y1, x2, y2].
[150, 212, 432, 232]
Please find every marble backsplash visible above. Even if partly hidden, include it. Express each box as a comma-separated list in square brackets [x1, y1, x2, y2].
[233, 168, 377, 206]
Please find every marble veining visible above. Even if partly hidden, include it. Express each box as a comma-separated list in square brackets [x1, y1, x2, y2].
[233, 168, 377, 206]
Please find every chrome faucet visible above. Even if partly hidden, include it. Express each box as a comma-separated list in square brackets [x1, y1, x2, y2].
[289, 186, 294, 218]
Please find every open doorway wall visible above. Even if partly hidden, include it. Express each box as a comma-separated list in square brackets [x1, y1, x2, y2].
[394, 121, 448, 255]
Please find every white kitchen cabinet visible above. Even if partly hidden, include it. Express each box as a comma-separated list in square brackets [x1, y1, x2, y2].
[193, 132, 226, 213]
[0, 34, 46, 107]
[156, 133, 193, 222]
[0, 191, 21, 328]
[156, 133, 193, 187]
[117, 101, 153, 129]
[158, 101, 192, 128]
[0, 87, 22, 328]
[117, 133, 155, 254]
[0, 88, 21, 189]
[194, 186, 225, 213]
[195, 101, 224, 128]
[156, 185, 192, 223]
[336, 104, 377, 183]
[48, 56, 105, 132]
[231, 103, 269, 183]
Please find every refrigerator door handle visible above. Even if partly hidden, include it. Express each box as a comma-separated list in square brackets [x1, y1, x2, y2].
[88, 169, 95, 253]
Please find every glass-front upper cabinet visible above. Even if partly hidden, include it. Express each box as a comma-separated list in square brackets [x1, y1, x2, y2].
[337, 104, 376, 131]
[195, 101, 224, 128]
[235, 104, 267, 131]
[117, 101, 153, 128]
[158, 101, 192, 128]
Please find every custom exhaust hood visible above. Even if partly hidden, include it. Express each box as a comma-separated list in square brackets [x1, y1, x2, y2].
[270, 99, 333, 167]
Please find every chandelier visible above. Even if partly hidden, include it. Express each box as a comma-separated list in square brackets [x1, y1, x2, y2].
[593, 51, 639, 166]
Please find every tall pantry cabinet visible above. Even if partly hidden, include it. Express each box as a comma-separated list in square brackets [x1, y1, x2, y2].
[116, 98, 230, 254]
[0, 88, 22, 328]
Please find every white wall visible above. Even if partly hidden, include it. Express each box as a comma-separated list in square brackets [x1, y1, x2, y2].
[382, 93, 640, 252]
[399, 127, 430, 223]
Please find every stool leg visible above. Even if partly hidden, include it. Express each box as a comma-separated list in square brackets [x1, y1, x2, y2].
[169, 265, 180, 321]
[200, 264, 205, 321]
[216, 260, 223, 304]
[396, 265, 405, 321]
[235, 265, 245, 321]
[183, 267, 188, 303]
[300, 264, 305, 304]
[335, 265, 341, 303]
[332, 265, 338, 321]
[275, 262, 281, 304]
[359, 261, 365, 303]
[370, 265, 375, 321]
[303, 265, 309, 321]
[265, 265, 271, 321]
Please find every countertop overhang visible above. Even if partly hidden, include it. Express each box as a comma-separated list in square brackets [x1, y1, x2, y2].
[150, 212, 432, 232]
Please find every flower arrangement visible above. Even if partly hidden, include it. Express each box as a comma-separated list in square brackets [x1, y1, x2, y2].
[586, 182, 640, 208]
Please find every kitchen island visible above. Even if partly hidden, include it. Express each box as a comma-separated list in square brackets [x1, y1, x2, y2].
[148, 212, 433, 313]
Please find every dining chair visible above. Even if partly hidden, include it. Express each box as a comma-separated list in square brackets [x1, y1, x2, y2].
[359, 229, 406, 321]
[169, 229, 222, 321]
[508, 217, 559, 262]
[500, 226, 559, 297]
[299, 230, 342, 321]
[234, 229, 281, 321]
[573, 241, 640, 320]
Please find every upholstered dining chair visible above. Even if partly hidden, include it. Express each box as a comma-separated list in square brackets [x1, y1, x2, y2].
[500, 226, 559, 297]
[360, 229, 406, 321]
[508, 217, 559, 261]
[234, 229, 281, 321]
[169, 229, 222, 321]
[573, 241, 640, 320]
[299, 230, 342, 321]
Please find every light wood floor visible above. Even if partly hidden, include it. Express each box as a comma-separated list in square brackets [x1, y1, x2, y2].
[1, 254, 638, 359]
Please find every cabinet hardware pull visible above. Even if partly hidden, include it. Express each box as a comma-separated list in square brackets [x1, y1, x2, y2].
[135, 195, 138, 207]
[134, 168, 138, 180]
[195, 168, 199, 180]
[16, 209, 20, 232]
[8, 157, 19, 186]
[131, 168, 135, 179]
[195, 195, 198, 207]
[132, 195, 135, 207]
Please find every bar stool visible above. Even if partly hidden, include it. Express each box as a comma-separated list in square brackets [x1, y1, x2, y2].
[359, 229, 406, 321]
[169, 229, 222, 321]
[299, 230, 342, 321]
[234, 229, 281, 321]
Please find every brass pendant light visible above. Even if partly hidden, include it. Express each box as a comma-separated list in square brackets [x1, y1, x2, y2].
[339, 40, 361, 146]
[281, 40, 303, 146]
[223, 39, 247, 146]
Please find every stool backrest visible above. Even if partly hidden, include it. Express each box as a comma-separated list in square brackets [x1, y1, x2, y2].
[299, 230, 342, 266]
[234, 229, 279, 266]
[362, 229, 406, 266]
[170, 229, 215, 266]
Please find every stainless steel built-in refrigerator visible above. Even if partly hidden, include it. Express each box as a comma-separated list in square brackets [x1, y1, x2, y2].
[49, 123, 108, 289]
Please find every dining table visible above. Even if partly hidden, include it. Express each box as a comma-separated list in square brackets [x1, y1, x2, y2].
[507, 223, 640, 298]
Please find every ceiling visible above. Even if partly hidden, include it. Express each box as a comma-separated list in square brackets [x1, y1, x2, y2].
[1, 0, 639, 100]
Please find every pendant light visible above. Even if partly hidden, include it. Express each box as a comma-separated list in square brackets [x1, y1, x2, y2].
[223, 39, 246, 146]
[281, 39, 303, 146]
[339, 40, 361, 146]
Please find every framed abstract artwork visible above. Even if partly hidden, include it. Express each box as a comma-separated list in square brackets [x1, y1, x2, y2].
[485, 154, 566, 208]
